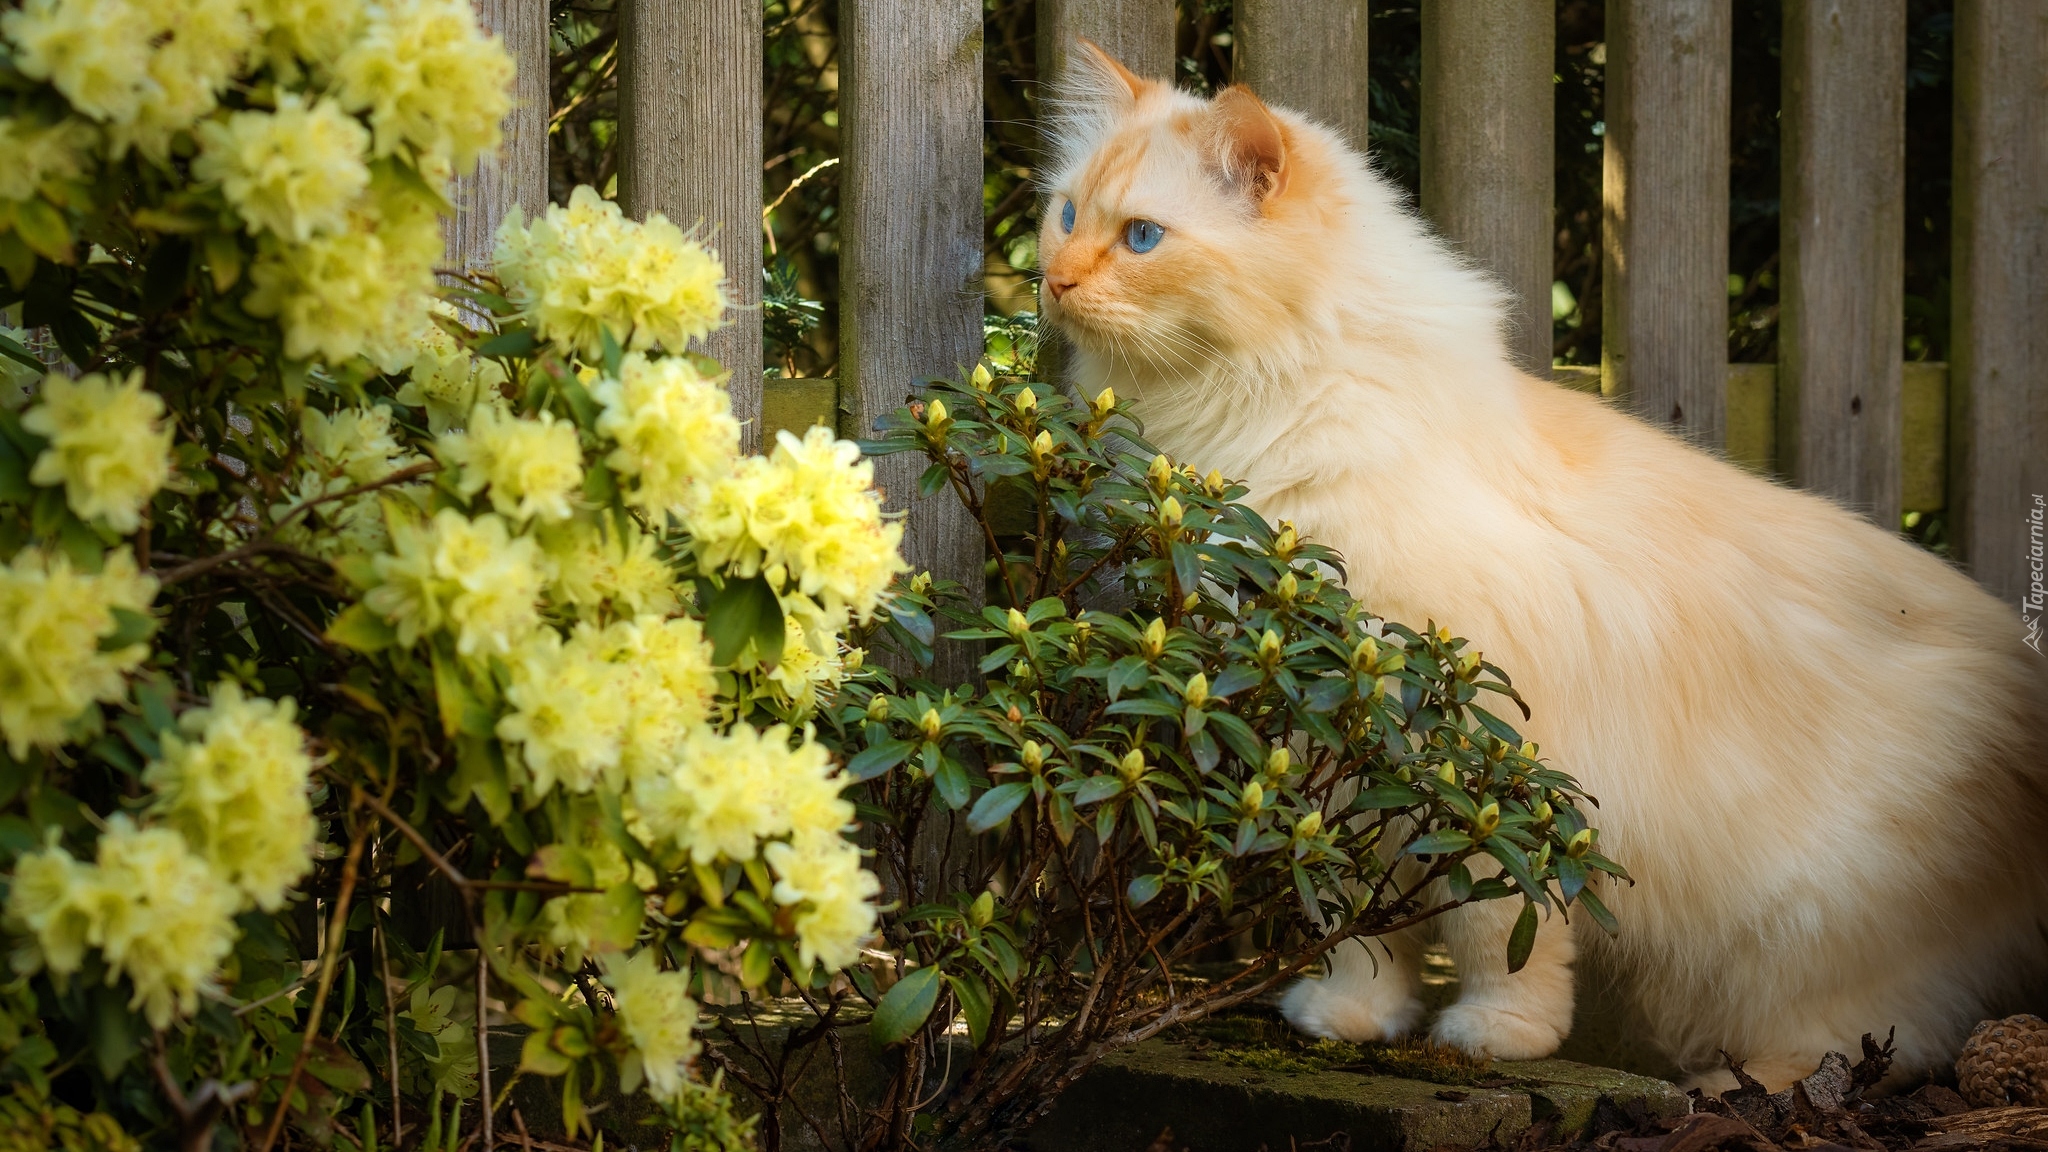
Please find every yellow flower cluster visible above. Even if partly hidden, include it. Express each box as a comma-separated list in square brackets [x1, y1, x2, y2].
[539, 519, 679, 622]
[2, 0, 254, 160]
[275, 404, 425, 557]
[0, 116, 95, 202]
[603, 949, 701, 1105]
[627, 724, 876, 967]
[365, 506, 547, 658]
[437, 404, 585, 524]
[7, 818, 241, 1029]
[497, 616, 716, 795]
[247, 0, 356, 67]
[494, 186, 729, 360]
[392, 306, 508, 433]
[594, 353, 739, 520]
[21, 370, 174, 533]
[145, 681, 317, 912]
[194, 95, 371, 243]
[244, 168, 446, 365]
[331, 0, 511, 172]
[692, 427, 907, 646]
[0, 548, 156, 758]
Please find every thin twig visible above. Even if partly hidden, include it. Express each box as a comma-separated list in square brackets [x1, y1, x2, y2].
[255, 797, 370, 1152]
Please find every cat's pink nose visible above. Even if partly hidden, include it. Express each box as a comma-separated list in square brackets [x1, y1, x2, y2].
[1046, 273, 1077, 301]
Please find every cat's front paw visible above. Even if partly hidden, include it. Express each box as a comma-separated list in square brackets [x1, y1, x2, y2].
[1280, 976, 1424, 1043]
[1430, 1000, 1567, 1060]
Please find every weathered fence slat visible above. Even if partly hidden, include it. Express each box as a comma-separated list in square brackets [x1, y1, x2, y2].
[1039, 0, 1176, 89]
[619, 0, 765, 447]
[1601, 0, 1731, 448]
[1420, 0, 1555, 376]
[447, 0, 549, 272]
[1234, 0, 1371, 148]
[1948, 0, 2048, 610]
[841, 0, 987, 684]
[1779, 0, 1907, 525]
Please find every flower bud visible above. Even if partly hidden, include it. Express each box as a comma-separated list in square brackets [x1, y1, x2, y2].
[1092, 386, 1116, 417]
[971, 363, 993, 390]
[1437, 762, 1459, 786]
[1118, 748, 1146, 782]
[1531, 798, 1553, 824]
[1204, 468, 1227, 496]
[1015, 387, 1038, 413]
[920, 708, 944, 742]
[1351, 636, 1380, 672]
[1436, 625, 1454, 645]
[1273, 523, 1298, 557]
[1295, 810, 1324, 839]
[927, 398, 949, 427]
[1472, 801, 1500, 839]
[1519, 741, 1539, 761]
[1241, 780, 1264, 812]
[1183, 591, 1200, 611]
[1147, 454, 1173, 492]
[764, 562, 789, 591]
[1160, 496, 1183, 528]
[1457, 650, 1482, 677]
[1143, 616, 1167, 657]
[1374, 675, 1394, 700]
[1565, 828, 1594, 859]
[969, 890, 995, 927]
[1532, 841, 1552, 869]
[1007, 607, 1030, 636]
[910, 571, 933, 594]
[1032, 429, 1054, 459]
[1183, 672, 1209, 708]
[1006, 704, 1023, 724]
[1021, 740, 1045, 771]
[1266, 747, 1291, 777]
[845, 648, 866, 670]
[1276, 571, 1298, 602]
[1258, 629, 1283, 664]
[866, 694, 891, 721]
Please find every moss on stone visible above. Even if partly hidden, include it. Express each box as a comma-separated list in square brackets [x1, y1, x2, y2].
[1171, 1011, 1494, 1085]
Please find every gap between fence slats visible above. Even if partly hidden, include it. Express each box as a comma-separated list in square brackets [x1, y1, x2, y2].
[1233, 0, 1372, 149]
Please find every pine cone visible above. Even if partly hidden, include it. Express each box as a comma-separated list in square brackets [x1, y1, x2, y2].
[1957, 1014, 2048, 1107]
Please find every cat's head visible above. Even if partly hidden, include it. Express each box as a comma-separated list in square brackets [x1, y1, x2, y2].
[1038, 44, 1502, 389]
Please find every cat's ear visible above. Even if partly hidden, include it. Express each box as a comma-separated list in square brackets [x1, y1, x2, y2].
[1071, 37, 1149, 107]
[1210, 85, 1289, 204]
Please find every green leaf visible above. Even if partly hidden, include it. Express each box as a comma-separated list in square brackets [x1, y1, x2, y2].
[1574, 885, 1620, 935]
[706, 575, 784, 665]
[741, 940, 775, 987]
[944, 972, 992, 1047]
[1352, 784, 1425, 812]
[933, 755, 971, 810]
[12, 198, 72, 262]
[1404, 829, 1473, 857]
[477, 328, 538, 358]
[325, 603, 397, 653]
[599, 325, 623, 378]
[1505, 899, 1539, 974]
[0, 331, 40, 373]
[1126, 873, 1163, 908]
[1202, 710, 1268, 765]
[1106, 656, 1149, 702]
[967, 781, 1029, 832]
[1170, 541, 1203, 597]
[871, 965, 942, 1046]
[918, 462, 950, 498]
[845, 738, 914, 782]
[90, 984, 141, 1078]
[97, 607, 155, 652]
[1555, 855, 1587, 902]
[1071, 775, 1124, 807]
[1447, 862, 1474, 901]
[1484, 835, 1547, 904]
[201, 231, 243, 293]
[430, 647, 494, 738]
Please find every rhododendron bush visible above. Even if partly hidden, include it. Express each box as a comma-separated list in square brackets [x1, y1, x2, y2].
[0, 0, 901, 1146]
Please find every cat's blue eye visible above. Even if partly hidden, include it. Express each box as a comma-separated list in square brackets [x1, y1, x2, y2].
[1060, 199, 1075, 233]
[1125, 219, 1164, 253]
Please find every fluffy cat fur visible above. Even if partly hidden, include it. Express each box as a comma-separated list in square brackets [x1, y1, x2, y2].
[1036, 43, 2048, 1090]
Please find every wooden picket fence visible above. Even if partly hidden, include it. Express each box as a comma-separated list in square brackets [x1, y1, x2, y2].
[451, 0, 2047, 627]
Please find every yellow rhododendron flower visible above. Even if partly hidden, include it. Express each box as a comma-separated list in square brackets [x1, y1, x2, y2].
[0, 547, 156, 758]
[627, 723, 851, 868]
[194, 95, 371, 243]
[0, 115, 95, 202]
[145, 681, 317, 912]
[6, 817, 240, 1029]
[759, 615, 843, 713]
[365, 506, 547, 657]
[535, 838, 641, 963]
[3, 0, 257, 160]
[494, 186, 729, 359]
[274, 404, 427, 558]
[22, 369, 173, 533]
[245, 168, 443, 364]
[392, 305, 508, 433]
[437, 403, 584, 524]
[593, 353, 740, 518]
[247, 0, 357, 66]
[332, 0, 511, 171]
[495, 625, 632, 796]
[692, 426, 907, 645]
[763, 830, 880, 971]
[570, 616, 718, 775]
[603, 948, 700, 1104]
[538, 518, 680, 622]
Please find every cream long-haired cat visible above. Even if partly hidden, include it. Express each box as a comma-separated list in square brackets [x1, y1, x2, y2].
[1036, 44, 2048, 1090]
